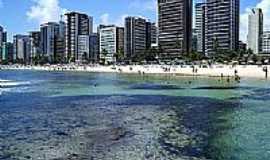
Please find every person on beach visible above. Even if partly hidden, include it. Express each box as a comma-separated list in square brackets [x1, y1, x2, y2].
[227, 76, 230, 83]
[234, 69, 238, 76]
[263, 67, 268, 78]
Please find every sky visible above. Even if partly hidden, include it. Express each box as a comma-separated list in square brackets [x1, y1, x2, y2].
[0, 0, 269, 42]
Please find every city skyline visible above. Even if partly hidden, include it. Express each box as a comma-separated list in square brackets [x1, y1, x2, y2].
[0, 0, 269, 42]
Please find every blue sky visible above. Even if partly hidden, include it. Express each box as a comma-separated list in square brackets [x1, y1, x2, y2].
[0, 0, 269, 42]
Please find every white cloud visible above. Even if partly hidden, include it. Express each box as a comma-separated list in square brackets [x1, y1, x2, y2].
[99, 13, 128, 27]
[240, 0, 270, 42]
[257, 0, 270, 29]
[128, 0, 156, 12]
[26, 0, 67, 24]
[115, 14, 129, 27]
[100, 13, 109, 25]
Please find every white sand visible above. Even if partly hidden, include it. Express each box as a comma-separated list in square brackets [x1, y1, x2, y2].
[1, 64, 269, 79]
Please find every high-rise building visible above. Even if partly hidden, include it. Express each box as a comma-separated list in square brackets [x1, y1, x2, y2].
[2, 32, 7, 43]
[29, 31, 41, 63]
[205, 0, 240, 56]
[247, 8, 263, 55]
[59, 20, 66, 39]
[56, 20, 66, 63]
[192, 29, 198, 52]
[65, 12, 93, 62]
[100, 25, 124, 63]
[89, 17, 93, 34]
[0, 26, 6, 45]
[97, 25, 107, 61]
[89, 33, 99, 63]
[0, 26, 7, 61]
[146, 22, 152, 49]
[195, 3, 206, 54]
[1, 42, 13, 62]
[13, 35, 30, 63]
[158, 0, 193, 58]
[40, 22, 60, 62]
[40, 21, 66, 63]
[151, 23, 158, 46]
[262, 31, 270, 54]
[55, 37, 65, 63]
[77, 35, 90, 63]
[124, 17, 147, 59]
[0, 26, 4, 61]
[116, 27, 125, 55]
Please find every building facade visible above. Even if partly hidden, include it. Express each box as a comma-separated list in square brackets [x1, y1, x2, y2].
[247, 8, 263, 55]
[65, 12, 93, 62]
[0, 26, 7, 62]
[1, 42, 13, 62]
[205, 0, 240, 56]
[29, 31, 41, 63]
[77, 35, 90, 63]
[89, 33, 99, 63]
[124, 17, 147, 59]
[100, 25, 124, 63]
[262, 31, 270, 54]
[40, 22, 60, 62]
[195, 3, 206, 54]
[151, 23, 158, 47]
[13, 35, 30, 63]
[0, 26, 6, 46]
[192, 29, 198, 52]
[158, 0, 193, 58]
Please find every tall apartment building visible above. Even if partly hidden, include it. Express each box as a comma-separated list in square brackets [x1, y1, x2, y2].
[195, 3, 206, 54]
[146, 22, 152, 49]
[89, 33, 99, 62]
[40, 22, 60, 62]
[65, 12, 93, 62]
[124, 17, 148, 59]
[40, 21, 66, 63]
[117, 27, 125, 54]
[262, 31, 270, 54]
[158, 0, 193, 58]
[77, 35, 90, 63]
[192, 29, 198, 52]
[1, 42, 13, 62]
[0, 26, 7, 46]
[13, 35, 30, 63]
[247, 8, 263, 55]
[205, 0, 240, 56]
[151, 23, 158, 46]
[29, 31, 41, 63]
[0, 26, 7, 62]
[100, 25, 124, 63]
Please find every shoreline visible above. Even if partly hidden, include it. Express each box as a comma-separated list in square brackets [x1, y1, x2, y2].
[0, 64, 269, 79]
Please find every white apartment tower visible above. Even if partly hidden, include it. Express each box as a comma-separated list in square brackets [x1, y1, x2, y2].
[247, 8, 263, 55]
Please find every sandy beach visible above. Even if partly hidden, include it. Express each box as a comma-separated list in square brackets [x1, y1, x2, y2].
[0, 64, 269, 79]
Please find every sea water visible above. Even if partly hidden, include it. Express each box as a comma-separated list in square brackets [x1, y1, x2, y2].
[0, 70, 270, 160]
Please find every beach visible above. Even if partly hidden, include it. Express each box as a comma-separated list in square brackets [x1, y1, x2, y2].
[0, 64, 269, 79]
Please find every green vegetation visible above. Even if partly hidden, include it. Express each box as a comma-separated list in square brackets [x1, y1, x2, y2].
[115, 48, 125, 62]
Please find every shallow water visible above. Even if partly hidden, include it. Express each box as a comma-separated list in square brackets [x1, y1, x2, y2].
[0, 70, 270, 160]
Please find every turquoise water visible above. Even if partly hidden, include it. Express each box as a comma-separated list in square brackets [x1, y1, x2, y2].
[0, 70, 270, 159]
